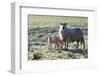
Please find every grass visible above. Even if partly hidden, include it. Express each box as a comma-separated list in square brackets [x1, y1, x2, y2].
[28, 47, 85, 60]
[28, 15, 88, 28]
[28, 15, 88, 60]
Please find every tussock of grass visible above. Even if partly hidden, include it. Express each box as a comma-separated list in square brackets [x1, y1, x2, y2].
[32, 52, 42, 60]
[28, 47, 86, 60]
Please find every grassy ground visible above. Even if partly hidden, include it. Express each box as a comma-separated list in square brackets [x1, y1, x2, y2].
[28, 15, 88, 28]
[28, 15, 88, 60]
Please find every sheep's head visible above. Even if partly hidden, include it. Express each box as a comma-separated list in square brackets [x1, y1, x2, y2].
[60, 22, 68, 30]
[59, 23, 68, 40]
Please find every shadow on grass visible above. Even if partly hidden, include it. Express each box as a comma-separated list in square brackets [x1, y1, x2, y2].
[62, 48, 84, 54]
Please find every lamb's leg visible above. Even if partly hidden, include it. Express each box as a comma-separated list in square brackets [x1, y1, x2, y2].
[61, 44, 63, 49]
[50, 43, 52, 49]
[47, 43, 49, 49]
[49, 43, 51, 50]
[47, 42, 50, 49]
[54, 44, 57, 49]
[57, 45, 59, 50]
[61, 41, 64, 49]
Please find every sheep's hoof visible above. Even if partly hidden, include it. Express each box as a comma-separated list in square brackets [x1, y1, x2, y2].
[64, 48, 68, 51]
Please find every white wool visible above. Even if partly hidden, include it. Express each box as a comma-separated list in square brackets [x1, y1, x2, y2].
[59, 25, 64, 40]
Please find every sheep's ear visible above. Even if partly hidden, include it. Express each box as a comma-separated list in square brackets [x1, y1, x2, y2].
[60, 23, 63, 25]
[65, 23, 68, 25]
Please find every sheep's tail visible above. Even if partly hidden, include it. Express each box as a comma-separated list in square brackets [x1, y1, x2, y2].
[81, 37, 85, 50]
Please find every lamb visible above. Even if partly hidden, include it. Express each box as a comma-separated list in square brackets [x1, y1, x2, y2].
[47, 34, 64, 49]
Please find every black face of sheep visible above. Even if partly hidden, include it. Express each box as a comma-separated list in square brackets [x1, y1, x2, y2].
[60, 23, 68, 30]
[59, 22, 85, 51]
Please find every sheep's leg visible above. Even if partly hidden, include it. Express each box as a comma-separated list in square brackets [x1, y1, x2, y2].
[67, 42, 68, 50]
[64, 42, 66, 50]
[76, 41, 79, 49]
[80, 41, 83, 49]
[64, 42, 68, 51]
